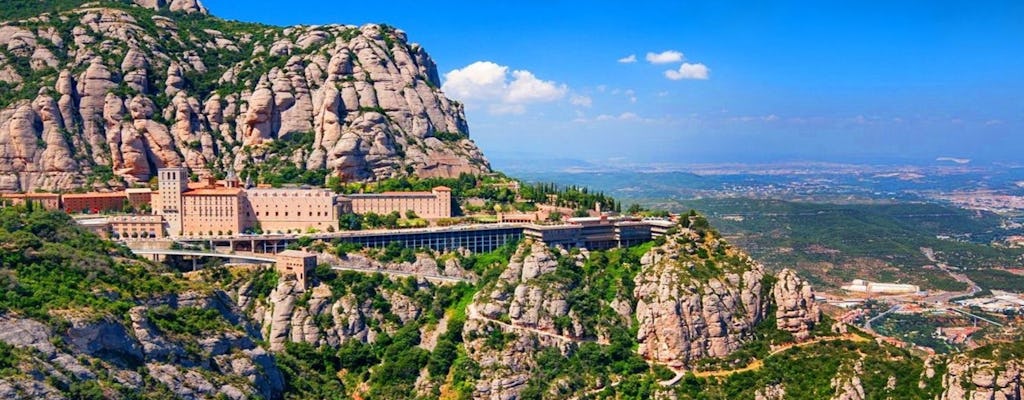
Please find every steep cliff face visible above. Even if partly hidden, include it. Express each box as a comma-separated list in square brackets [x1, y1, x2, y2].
[463, 241, 608, 399]
[634, 229, 768, 368]
[0, 0, 488, 191]
[773, 268, 821, 342]
[0, 292, 284, 400]
[235, 253, 471, 351]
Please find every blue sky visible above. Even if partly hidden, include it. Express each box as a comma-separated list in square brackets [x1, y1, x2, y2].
[204, 0, 1024, 165]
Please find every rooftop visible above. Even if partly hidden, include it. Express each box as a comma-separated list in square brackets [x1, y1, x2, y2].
[63, 191, 126, 199]
[1, 192, 59, 198]
[183, 187, 243, 196]
[277, 249, 317, 258]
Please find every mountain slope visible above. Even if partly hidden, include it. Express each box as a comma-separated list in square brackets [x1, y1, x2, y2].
[0, 0, 488, 191]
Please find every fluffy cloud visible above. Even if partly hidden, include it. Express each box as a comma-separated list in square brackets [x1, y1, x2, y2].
[570, 95, 593, 107]
[506, 70, 567, 103]
[665, 63, 710, 80]
[442, 61, 567, 114]
[617, 54, 637, 63]
[646, 50, 684, 64]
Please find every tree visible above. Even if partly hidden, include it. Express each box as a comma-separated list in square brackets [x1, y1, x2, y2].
[547, 211, 563, 222]
[405, 209, 418, 219]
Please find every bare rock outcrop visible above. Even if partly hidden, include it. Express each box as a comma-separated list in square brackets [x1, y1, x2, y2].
[941, 354, 1023, 400]
[831, 361, 867, 400]
[773, 268, 821, 342]
[0, 3, 489, 192]
[634, 230, 766, 368]
[0, 290, 284, 400]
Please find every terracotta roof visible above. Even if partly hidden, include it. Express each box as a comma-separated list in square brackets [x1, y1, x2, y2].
[183, 187, 243, 196]
[433, 186, 452, 191]
[2, 193, 59, 198]
[63, 191, 126, 199]
[348, 191, 434, 197]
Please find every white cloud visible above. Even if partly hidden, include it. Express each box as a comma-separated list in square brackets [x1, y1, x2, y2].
[442, 61, 567, 115]
[625, 89, 637, 103]
[617, 54, 637, 63]
[489, 104, 526, 115]
[570, 95, 592, 107]
[664, 63, 710, 80]
[646, 50, 684, 64]
[441, 61, 509, 101]
[594, 112, 644, 122]
[505, 70, 567, 103]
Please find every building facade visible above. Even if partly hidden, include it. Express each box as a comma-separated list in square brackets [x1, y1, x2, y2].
[157, 167, 189, 236]
[181, 186, 244, 236]
[62, 191, 127, 214]
[154, 167, 342, 237]
[275, 250, 317, 292]
[244, 188, 340, 233]
[109, 215, 165, 238]
[1, 193, 61, 210]
[348, 186, 452, 219]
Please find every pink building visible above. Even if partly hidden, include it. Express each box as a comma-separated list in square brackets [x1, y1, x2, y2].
[347, 186, 452, 219]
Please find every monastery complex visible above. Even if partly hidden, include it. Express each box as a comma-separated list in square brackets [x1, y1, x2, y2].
[2, 167, 454, 238]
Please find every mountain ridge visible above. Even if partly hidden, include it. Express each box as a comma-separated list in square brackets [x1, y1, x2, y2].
[0, 0, 489, 192]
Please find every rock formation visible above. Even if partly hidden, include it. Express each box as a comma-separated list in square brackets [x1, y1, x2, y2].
[0, 1, 489, 191]
[941, 354, 1023, 400]
[633, 229, 767, 368]
[237, 254, 473, 351]
[773, 268, 821, 342]
[0, 293, 284, 400]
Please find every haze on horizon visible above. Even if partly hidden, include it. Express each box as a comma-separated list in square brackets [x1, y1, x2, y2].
[206, 0, 1024, 166]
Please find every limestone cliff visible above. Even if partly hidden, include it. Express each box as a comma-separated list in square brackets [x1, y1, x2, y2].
[0, 291, 284, 399]
[634, 229, 768, 368]
[773, 268, 821, 342]
[0, 0, 488, 191]
[941, 353, 1023, 400]
[235, 252, 473, 351]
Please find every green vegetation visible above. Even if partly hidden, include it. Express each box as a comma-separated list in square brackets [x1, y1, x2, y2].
[670, 339, 941, 400]
[241, 132, 329, 187]
[681, 198, 1023, 290]
[964, 269, 1024, 292]
[0, 206, 180, 322]
[146, 305, 233, 336]
[874, 313, 959, 353]
[432, 131, 467, 142]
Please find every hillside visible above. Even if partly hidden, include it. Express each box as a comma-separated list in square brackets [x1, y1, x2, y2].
[1, 2, 1023, 400]
[5, 205, 1021, 399]
[0, 0, 489, 192]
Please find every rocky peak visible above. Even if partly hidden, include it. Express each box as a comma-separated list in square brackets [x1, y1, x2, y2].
[633, 228, 767, 368]
[773, 268, 821, 342]
[0, 2, 488, 191]
[131, 0, 209, 15]
[941, 353, 1023, 400]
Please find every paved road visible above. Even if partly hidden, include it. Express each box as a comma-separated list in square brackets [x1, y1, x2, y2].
[128, 248, 277, 263]
[864, 304, 901, 331]
[920, 247, 981, 304]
